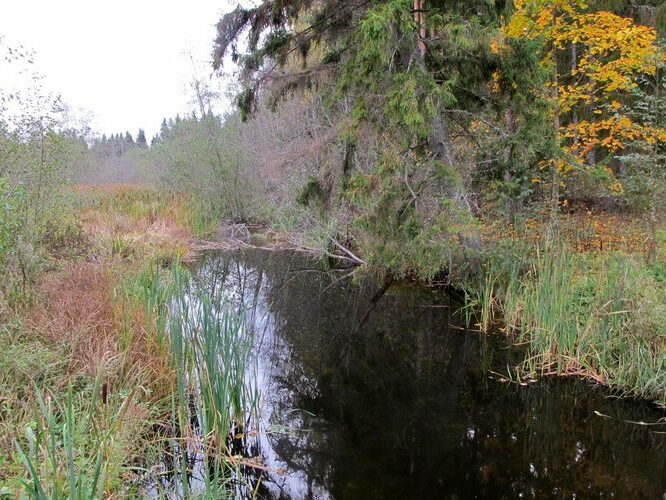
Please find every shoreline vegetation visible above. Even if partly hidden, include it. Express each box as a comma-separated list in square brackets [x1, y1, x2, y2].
[0, 185, 266, 496]
[0, 184, 663, 495]
[1, 0, 665, 495]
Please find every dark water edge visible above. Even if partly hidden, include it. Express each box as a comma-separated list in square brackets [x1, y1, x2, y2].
[183, 248, 666, 499]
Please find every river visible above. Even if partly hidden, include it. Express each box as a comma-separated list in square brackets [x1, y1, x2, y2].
[173, 248, 666, 499]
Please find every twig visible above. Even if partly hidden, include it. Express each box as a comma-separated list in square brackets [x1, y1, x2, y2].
[330, 238, 366, 265]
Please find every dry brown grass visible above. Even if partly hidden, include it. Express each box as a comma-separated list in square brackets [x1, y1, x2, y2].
[24, 186, 192, 393]
[26, 259, 176, 403]
[85, 211, 195, 260]
[76, 186, 199, 263]
[28, 263, 117, 379]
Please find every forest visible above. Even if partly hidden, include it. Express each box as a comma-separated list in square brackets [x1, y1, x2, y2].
[0, 0, 664, 497]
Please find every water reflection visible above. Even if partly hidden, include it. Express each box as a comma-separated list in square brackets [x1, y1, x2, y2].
[190, 249, 666, 499]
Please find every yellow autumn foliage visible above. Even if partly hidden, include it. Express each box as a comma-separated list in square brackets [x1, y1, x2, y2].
[503, 0, 664, 169]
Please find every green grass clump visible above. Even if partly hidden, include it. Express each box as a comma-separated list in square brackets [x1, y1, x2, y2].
[0, 339, 152, 498]
[467, 237, 666, 404]
[13, 379, 137, 499]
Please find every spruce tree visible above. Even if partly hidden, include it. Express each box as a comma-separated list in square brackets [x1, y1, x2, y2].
[136, 129, 148, 148]
[211, 0, 505, 272]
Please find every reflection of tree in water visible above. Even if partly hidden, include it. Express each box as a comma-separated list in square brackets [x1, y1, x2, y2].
[193, 250, 666, 499]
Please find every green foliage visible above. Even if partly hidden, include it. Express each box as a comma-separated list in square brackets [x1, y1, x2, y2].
[296, 176, 325, 207]
[262, 29, 292, 66]
[0, 132, 85, 305]
[616, 50, 666, 213]
[146, 113, 262, 225]
[136, 129, 148, 149]
[344, 150, 477, 280]
[235, 88, 256, 121]
[14, 382, 126, 499]
[489, 37, 559, 206]
[385, 69, 456, 140]
[0, 178, 23, 271]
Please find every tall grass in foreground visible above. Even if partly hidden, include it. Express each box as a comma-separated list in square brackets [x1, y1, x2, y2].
[466, 238, 665, 404]
[11, 376, 140, 499]
[12, 258, 259, 498]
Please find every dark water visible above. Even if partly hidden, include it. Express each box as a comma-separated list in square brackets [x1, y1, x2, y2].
[189, 248, 666, 499]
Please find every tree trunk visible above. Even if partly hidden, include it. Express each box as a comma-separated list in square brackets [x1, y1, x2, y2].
[502, 98, 516, 165]
[503, 97, 517, 220]
[411, 11, 455, 171]
[551, 55, 561, 217]
[414, 0, 426, 57]
[411, 12, 482, 269]
[571, 42, 580, 157]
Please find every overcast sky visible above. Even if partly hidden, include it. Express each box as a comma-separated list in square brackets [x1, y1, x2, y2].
[0, 1, 238, 139]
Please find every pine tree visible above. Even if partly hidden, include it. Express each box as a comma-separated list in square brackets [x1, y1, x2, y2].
[157, 118, 169, 143]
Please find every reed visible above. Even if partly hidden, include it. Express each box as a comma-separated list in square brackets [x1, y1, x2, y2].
[123, 259, 259, 495]
[77, 185, 215, 238]
[172, 264, 258, 491]
[467, 235, 666, 404]
[3, 188, 221, 497]
[14, 375, 138, 499]
[463, 271, 498, 333]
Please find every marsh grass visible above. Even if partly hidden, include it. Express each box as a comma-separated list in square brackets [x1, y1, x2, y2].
[1, 187, 235, 497]
[76, 185, 216, 239]
[121, 259, 259, 496]
[466, 234, 666, 404]
[172, 264, 259, 497]
[14, 377, 136, 499]
[0, 263, 169, 498]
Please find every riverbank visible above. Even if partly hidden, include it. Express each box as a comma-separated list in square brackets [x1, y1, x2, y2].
[244, 204, 666, 405]
[0, 185, 663, 496]
[0, 185, 203, 495]
[247, 202, 665, 405]
[470, 211, 665, 405]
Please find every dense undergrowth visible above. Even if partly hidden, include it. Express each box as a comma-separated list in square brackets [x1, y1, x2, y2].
[0, 187, 258, 497]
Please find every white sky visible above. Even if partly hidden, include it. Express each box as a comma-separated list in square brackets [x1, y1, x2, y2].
[0, 1, 237, 139]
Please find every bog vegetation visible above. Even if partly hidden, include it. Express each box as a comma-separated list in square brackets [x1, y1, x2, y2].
[0, 0, 665, 496]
